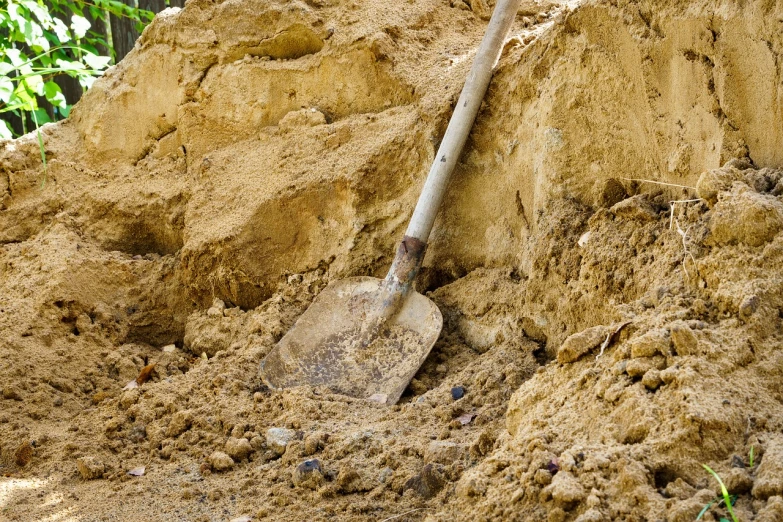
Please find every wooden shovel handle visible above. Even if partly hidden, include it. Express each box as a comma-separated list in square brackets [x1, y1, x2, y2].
[404, 0, 522, 243]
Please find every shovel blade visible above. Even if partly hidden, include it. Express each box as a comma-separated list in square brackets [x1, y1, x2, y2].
[259, 276, 442, 405]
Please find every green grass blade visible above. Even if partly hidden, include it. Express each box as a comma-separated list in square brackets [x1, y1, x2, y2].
[702, 465, 739, 522]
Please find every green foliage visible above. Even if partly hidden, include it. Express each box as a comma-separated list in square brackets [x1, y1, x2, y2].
[701, 464, 740, 522]
[0, 0, 154, 139]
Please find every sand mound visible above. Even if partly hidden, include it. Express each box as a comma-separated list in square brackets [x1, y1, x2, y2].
[2, 0, 783, 520]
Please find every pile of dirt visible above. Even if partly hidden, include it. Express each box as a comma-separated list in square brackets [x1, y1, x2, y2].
[2, 0, 783, 520]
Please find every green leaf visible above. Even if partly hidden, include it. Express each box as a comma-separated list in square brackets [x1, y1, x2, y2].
[82, 52, 110, 70]
[52, 18, 71, 43]
[0, 76, 13, 103]
[0, 120, 12, 140]
[70, 14, 90, 39]
[43, 81, 66, 108]
[4, 48, 25, 67]
[55, 58, 86, 72]
[59, 104, 72, 118]
[33, 108, 51, 124]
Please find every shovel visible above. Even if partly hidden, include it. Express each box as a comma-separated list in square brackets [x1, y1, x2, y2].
[260, 0, 521, 405]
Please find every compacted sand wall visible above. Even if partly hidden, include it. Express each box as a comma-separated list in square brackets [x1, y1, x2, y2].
[1, 0, 783, 520]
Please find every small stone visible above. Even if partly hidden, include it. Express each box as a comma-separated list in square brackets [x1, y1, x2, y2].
[225, 437, 253, 461]
[670, 321, 698, 356]
[404, 463, 446, 499]
[549, 471, 586, 504]
[629, 329, 670, 358]
[451, 386, 466, 400]
[77, 456, 105, 479]
[266, 427, 296, 457]
[557, 326, 607, 363]
[166, 410, 193, 437]
[53, 396, 63, 407]
[162, 344, 177, 353]
[292, 459, 324, 489]
[425, 440, 468, 464]
[208, 451, 234, 472]
[642, 369, 662, 390]
[378, 467, 393, 484]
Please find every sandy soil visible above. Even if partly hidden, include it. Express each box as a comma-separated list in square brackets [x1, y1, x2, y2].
[2, 0, 783, 521]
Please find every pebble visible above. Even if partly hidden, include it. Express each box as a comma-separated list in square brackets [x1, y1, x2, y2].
[208, 451, 234, 472]
[266, 427, 296, 457]
[292, 459, 324, 489]
[404, 463, 446, 499]
[451, 386, 466, 400]
[378, 467, 393, 484]
[77, 456, 105, 479]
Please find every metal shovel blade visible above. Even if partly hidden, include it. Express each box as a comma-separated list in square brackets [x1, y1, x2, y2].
[259, 276, 442, 405]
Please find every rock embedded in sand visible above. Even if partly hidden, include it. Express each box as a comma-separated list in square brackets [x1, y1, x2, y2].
[166, 410, 193, 437]
[451, 386, 466, 400]
[225, 437, 253, 461]
[753, 436, 783, 499]
[77, 456, 105, 479]
[266, 428, 296, 457]
[404, 463, 446, 499]
[208, 451, 234, 472]
[556, 325, 607, 363]
[291, 459, 324, 489]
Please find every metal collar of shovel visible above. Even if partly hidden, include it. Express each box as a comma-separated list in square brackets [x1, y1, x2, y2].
[259, 0, 522, 405]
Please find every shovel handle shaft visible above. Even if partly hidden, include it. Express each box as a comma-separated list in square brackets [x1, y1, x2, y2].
[404, 0, 521, 242]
